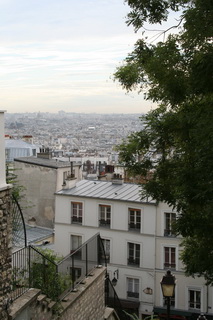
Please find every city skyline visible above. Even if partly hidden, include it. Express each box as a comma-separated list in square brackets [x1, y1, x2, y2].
[1, 0, 177, 114]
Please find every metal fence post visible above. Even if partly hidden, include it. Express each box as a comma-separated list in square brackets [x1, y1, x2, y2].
[28, 246, 31, 288]
[71, 255, 75, 290]
[86, 243, 88, 276]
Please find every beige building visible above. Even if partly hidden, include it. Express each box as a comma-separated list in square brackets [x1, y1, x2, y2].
[14, 155, 82, 228]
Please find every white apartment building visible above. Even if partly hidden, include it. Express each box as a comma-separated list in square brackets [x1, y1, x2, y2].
[54, 179, 213, 319]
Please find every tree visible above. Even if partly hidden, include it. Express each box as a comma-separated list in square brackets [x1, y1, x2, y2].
[115, 0, 213, 283]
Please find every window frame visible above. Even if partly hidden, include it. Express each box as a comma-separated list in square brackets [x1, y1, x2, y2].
[99, 204, 111, 228]
[164, 246, 176, 269]
[164, 212, 176, 236]
[101, 238, 110, 263]
[128, 208, 141, 232]
[163, 294, 175, 307]
[127, 242, 140, 267]
[70, 267, 82, 282]
[71, 201, 83, 224]
[188, 289, 201, 310]
[70, 234, 82, 258]
[127, 277, 140, 300]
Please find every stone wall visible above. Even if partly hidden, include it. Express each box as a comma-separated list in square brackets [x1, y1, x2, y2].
[60, 266, 106, 320]
[0, 187, 12, 320]
[9, 267, 107, 320]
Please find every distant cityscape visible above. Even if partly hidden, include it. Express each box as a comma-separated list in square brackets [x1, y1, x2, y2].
[5, 112, 144, 159]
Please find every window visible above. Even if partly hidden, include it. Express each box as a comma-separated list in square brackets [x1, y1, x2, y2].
[128, 243, 140, 267]
[71, 202, 83, 224]
[70, 235, 82, 258]
[63, 171, 67, 184]
[127, 278, 139, 299]
[70, 267, 81, 282]
[164, 294, 175, 307]
[101, 238, 110, 263]
[164, 212, 176, 236]
[164, 247, 176, 269]
[99, 205, 111, 227]
[129, 208, 141, 231]
[188, 289, 201, 310]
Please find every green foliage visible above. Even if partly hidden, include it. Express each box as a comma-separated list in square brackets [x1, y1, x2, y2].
[30, 249, 72, 301]
[123, 311, 159, 320]
[12, 267, 28, 289]
[123, 311, 140, 320]
[6, 164, 26, 201]
[115, 0, 213, 283]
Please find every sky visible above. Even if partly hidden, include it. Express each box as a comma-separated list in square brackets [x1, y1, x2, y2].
[0, 0, 176, 114]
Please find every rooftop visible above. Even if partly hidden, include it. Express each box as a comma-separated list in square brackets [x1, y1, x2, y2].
[26, 225, 54, 245]
[5, 139, 38, 149]
[56, 179, 156, 204]
[14, 156, 80, 169]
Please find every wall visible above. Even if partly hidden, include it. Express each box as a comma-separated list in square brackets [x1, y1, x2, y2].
[14, 161, 57, 228]
[14, 161, 82, 229]
[9, 267, 106, 320]
[60, 266, 106, 320]
[154, 202, 213, 316]
[0, 187, 12, 320]
[54, 193, 156, 316]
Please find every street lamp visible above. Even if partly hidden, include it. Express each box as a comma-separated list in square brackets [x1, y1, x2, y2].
[160, 270, 176, 320]
[112, 269, 119, 286]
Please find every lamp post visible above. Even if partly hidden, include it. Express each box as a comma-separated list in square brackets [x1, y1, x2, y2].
[160, 270, 176, 320]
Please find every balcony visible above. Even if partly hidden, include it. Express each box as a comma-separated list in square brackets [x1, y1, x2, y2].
[129, 223, 140, 232]
[127, 291, 139, 299]
[164, 262, 176, 269]
[99, 219, 110, 228]
[72, 216, 82, 224]
[164, 229, 175, 237]
[128, 258, 140, 267]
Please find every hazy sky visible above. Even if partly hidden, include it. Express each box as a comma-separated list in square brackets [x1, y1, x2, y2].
[0, 0, 175, 114]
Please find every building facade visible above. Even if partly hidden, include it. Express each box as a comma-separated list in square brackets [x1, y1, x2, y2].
[14, 156, 82, 228]
[54, 179, 213, 319]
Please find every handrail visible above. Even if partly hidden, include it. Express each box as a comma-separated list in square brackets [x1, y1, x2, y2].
[12, 194, 27, 247]
[11, 233, 108, 303]
[58, 232, 100, 265]
[105, 274, 129, 320]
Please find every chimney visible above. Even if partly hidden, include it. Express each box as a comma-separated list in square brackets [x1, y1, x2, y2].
[0, 111, 8, 189]
[112, 173, 123, 185]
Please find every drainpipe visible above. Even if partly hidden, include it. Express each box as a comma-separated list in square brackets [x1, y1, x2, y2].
[0, 110, 8, 189]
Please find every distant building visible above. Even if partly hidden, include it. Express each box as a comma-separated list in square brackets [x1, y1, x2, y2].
[5, 139, 39, 162]
[14, 155, 82, 228]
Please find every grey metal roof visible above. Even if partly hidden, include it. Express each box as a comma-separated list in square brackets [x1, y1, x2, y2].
[14, 156, 79, 169]
[26, 225, 54, 245]
[56, 179, 156, 204]
[5, 139, 38, 149]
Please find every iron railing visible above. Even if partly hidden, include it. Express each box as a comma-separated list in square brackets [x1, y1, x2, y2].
[12, 194, 27, 248]
[12, 233, 130, 319]
[57, 233, 106, 299]
[11, 245, 59, 301]
[105, 274, 129, 320]
[11, 233, 107, 302]
[11, 247, 30, 300]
